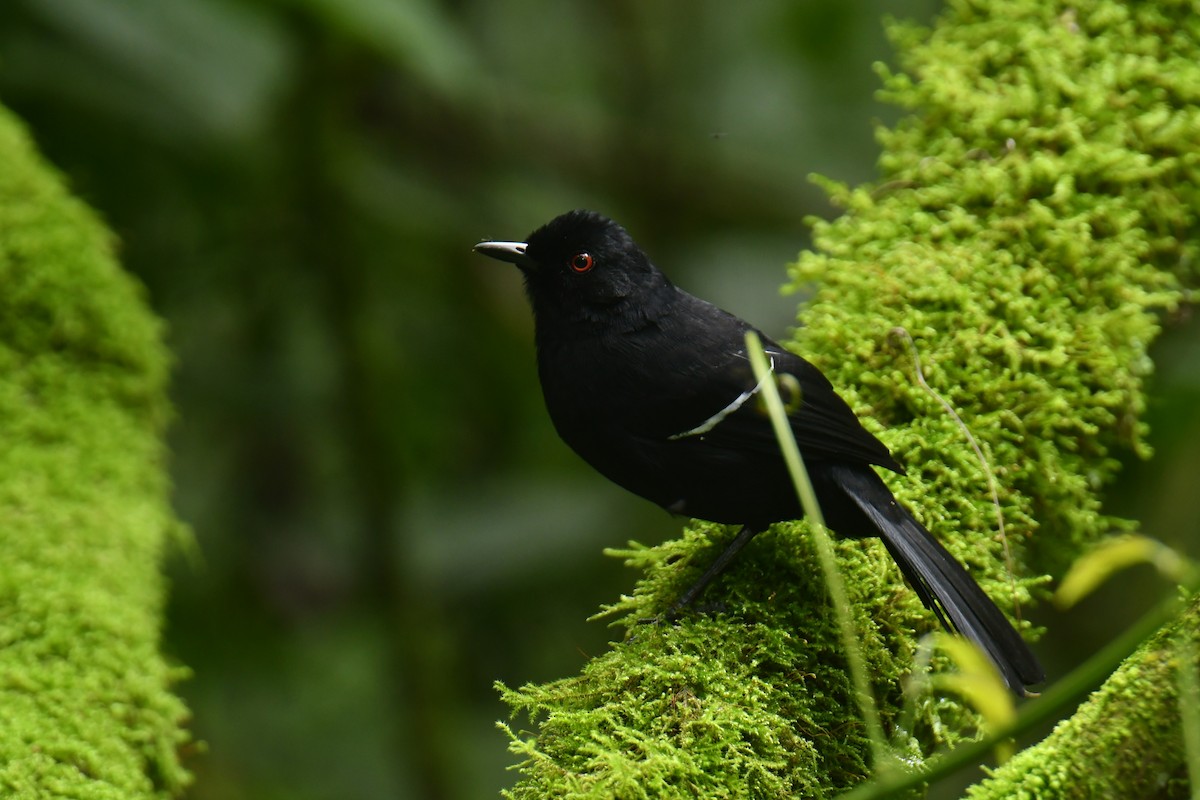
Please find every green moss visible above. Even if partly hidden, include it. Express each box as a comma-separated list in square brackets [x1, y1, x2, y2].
[0, 106, 190, 796]
[797, 0, 1200, 585]
[967, 593, 1199, 800]
[498, 0, 1200, 796]
[501, 526, 925, 799]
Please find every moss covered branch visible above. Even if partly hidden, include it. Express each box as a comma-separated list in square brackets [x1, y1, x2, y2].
[0, 106, 191, 796]
[497, 0, 1199, 796]
[967, 591, 1199, 799]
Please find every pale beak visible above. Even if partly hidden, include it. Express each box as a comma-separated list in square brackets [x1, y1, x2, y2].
[473, 240, 535, 271]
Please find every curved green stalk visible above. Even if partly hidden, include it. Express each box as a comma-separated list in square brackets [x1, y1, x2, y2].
[744, 331, 890, 772]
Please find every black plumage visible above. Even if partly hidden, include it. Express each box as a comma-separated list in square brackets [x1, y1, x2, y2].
[475, 209, 1044, 695]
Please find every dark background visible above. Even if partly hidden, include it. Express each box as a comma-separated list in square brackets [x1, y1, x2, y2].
[1, 1, 1196, 798]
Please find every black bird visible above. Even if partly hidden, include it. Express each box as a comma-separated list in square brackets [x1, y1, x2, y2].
[475, 210, 1044, 696]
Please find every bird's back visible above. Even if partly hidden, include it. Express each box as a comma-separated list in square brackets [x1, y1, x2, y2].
[534, 286, 900, 527]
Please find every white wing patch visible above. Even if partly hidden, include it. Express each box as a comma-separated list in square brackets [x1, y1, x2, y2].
[667, 353, 776, 441]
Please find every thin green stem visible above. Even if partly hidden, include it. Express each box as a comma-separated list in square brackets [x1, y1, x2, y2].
[744, 331, 889, 770]
[1180, 630, 1200, 800]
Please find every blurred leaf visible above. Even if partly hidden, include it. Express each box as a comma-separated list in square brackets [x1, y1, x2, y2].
[6, 0, 291, 145]
[1056, 535, 1191, 609]
[294, 0, 475, 98]
[929, 634, 1018, 763]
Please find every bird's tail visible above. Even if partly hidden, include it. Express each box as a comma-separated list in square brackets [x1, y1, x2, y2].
[828, 464, 1045, 696]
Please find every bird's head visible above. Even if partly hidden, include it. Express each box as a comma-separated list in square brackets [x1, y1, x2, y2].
[474, 210, 670, 324]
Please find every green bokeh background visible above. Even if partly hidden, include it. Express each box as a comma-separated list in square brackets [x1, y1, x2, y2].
[1, 1, 1196, 798]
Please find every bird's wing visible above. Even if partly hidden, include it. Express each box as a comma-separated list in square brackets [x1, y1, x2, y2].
[670, 346, 902, 472]
[627, 306, 903, 473]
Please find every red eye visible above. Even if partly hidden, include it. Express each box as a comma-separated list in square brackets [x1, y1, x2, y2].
[569, 252, 594, 273]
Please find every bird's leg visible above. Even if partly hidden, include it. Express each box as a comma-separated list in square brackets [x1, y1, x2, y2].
[665, 524, 763, 619]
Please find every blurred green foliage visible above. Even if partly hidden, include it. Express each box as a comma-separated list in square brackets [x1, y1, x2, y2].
[0, 1, 1196, 798]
